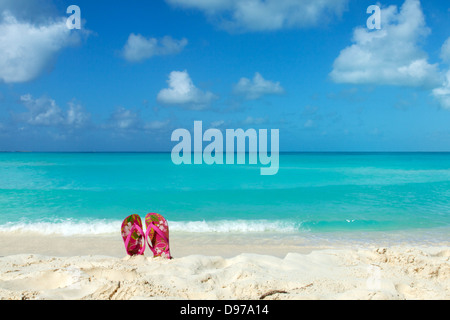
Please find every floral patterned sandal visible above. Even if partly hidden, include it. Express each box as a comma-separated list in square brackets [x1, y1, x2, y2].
[145, 213, 172, 259]
[121, 214, 146, 256]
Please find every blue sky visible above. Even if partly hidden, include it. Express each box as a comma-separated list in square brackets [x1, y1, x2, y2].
[0, 0, 449, 152]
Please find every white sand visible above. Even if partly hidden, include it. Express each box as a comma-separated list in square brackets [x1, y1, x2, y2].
[0, 233, 448, 300]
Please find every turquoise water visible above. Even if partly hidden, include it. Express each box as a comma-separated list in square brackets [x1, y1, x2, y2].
[0, 152, 449, 242]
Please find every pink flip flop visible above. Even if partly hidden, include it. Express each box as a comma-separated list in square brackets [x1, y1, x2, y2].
[145, 213, 172, 259]
[121, 214, 146, 256]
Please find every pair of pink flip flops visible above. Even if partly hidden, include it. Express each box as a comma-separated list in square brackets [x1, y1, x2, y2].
[121, 213, 172, 259]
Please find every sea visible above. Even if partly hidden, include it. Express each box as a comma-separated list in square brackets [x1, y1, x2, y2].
[0, 152, 449, 246]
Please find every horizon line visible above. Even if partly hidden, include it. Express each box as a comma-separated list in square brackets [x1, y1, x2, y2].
[2, 151, 450, 154]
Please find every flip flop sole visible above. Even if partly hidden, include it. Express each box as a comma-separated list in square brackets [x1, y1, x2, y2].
[145, 213, 172, 259]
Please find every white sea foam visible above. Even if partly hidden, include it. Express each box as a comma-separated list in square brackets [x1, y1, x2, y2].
[0, 219, 448, 247]
[0, 219, 301, 236]
[0, 219, 120, 236]
[170, 220, 300, 233]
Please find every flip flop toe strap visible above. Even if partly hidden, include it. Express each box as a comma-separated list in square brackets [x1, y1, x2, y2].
[124, 223, 146, 255]
[147, 222, 171, 258]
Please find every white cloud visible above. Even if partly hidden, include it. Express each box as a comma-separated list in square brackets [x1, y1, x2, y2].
[242, 116, 267, 125]
[304, 119, 315, 128]
[143, 120, 170, 130]
[66, 102, 91, 128]
[0, 0, 57, 23]
[432, 71, 450, 110]
[17, 97, 169, 132]
[157, 70, 217, 109]
[105, 107, 170, 131]
[0, 11, 81, 83]
[441, 38, 450, 64]
[210, 120, 225, 128]
[20, 95, 90, 128]
[233, 72, 284, 100]
[122, 34, 188, 62]
[18, 95, 90, 127]
[433, 39, 450, 109]
[330, 0, 441, 88]
[19, 94, 64, 126]
[166, 0, 348, 32]
[107, 107, 140, 130]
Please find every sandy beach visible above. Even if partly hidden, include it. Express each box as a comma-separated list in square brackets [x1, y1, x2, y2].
[0, 232, 448, 300]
